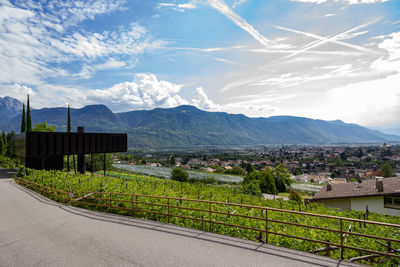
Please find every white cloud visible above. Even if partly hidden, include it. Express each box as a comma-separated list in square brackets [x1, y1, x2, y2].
[0, 84, 35, 103]
[0, 1, 160, 86]
[370, 31, 400, 73]
[191, 87, 220, 110]
[158, 1, 197, 12]
[86, 74, 188, 112]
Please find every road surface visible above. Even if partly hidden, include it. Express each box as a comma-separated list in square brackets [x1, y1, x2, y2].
[0, 169, 361, 266]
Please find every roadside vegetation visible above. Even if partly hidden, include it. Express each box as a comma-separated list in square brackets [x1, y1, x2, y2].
[14, 167, 400, 266]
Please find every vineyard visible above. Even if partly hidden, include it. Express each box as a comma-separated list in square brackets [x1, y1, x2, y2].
[15, 169, 400, 266]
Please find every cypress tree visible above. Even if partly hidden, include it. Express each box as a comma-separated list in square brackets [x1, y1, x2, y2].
[21, 103, 26, 133]
[26, 95, 32, 132]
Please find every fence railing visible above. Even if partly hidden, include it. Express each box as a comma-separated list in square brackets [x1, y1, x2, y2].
[15, 177, 400, 262]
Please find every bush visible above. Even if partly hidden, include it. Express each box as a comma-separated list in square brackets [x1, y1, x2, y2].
[203, 175, 218, 184]
[224, 166, 246, 176]
[171, 167, 189, 182]
[242, 179, 262, 196]
[289, 190, 303, 204]
[0, 156, 21, 169]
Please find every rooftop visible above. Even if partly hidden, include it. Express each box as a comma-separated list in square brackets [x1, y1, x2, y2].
[312, 177, 400, 201]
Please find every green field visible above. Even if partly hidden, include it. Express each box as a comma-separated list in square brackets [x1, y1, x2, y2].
[16, 169, 400, 266]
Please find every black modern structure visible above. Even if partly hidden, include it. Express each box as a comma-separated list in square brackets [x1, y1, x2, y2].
[14, 127, 127, 173]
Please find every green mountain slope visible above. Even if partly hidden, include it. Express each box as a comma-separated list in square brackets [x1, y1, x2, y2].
[1, 104, 399, 147]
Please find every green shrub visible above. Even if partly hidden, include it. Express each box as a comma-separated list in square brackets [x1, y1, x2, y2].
[171, 167, 189, 182]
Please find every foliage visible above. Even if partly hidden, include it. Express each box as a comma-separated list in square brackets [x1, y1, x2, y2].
[272, 164, 291, 192]
[171, 167, 189, 182]
[5, 131, 15, 157]
[17, 169, 400, 266]
[33, 121, 56, 132]
[0, 132, 6, 156]
[224, 166, 246, 176]
[288, 190, 303, 204]
[242, 179, 261, 196]
[21, 103, 26, 133]
[0, 156, 21, 168]
[116, 164, 243, 183]
[243, 170, 277, 195]
[381, 162, 394, 178]
[203, 175, 218, 184]
[85, 153, 113, 173]
[245, 163, 254, 173]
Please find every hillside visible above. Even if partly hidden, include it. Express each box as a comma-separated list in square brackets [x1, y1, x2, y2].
[0, 96, 22, 124]
[0, 101, 399, 147]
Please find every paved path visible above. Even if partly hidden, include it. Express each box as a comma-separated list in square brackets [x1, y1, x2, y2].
[0, 169, 361, 267]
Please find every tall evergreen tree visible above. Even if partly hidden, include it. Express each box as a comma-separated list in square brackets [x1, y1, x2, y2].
[26, 95, 32, 132]
[21, 103, 26, 133]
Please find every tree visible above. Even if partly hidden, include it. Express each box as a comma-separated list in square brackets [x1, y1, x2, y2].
[0, 132, 5, 157]
[26, 95, 32, 132]
[225, 166, 246, 175]
[272, 164, 292, 193]
[381, 162, 395, 178]
[289, 190, 303, 204]
[20, 103, 26, 133]
[169, 155, 175, 166]
[33, 121, 56, 132]
[245, 163, 254, 173]
[84, 153, 113, 173]
[259, 170, 277, 195]
[171, 167, 189, 182]
[243, 170, 277, 195]
[242, 179, 262, 196]
[5, 131, 15, 157]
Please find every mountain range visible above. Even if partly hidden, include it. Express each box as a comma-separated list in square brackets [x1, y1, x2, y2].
[0, 96, 23, 124]
[0, 96, 399, 148]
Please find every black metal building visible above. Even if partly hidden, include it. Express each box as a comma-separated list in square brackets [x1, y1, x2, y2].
[14, 127, 127, 173]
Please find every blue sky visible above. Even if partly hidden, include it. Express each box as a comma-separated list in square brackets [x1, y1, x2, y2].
[0, 0, 399, 129]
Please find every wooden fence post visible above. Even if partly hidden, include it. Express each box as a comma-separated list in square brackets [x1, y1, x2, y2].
[340, 218, 344, 259]
[135, 195, 138, 217]
[168, 198, 170, 223]
[209, 202, 212, 232]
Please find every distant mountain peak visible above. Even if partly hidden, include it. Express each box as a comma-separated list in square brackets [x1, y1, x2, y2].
[174, 105, 201, 111]
[0, 96, 23, 124]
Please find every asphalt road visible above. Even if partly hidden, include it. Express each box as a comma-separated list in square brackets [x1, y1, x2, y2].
[0, 169, 361, 267]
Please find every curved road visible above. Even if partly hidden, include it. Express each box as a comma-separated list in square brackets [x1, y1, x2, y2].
[0, 169, 360, 267]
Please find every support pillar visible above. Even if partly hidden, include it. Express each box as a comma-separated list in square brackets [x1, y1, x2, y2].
[77, 126, 86, 174]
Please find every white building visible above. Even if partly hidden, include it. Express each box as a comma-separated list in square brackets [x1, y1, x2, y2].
[311, 177, 400, 216]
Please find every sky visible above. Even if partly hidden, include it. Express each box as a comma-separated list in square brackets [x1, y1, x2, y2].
[0, 0, 399, 129]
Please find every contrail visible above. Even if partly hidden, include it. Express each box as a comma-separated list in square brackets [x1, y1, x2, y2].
[208, 0, 276, 48]
[275, 18, 380, 58]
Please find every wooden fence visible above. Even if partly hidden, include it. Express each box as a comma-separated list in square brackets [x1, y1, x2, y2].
[15, 177, 400, 262]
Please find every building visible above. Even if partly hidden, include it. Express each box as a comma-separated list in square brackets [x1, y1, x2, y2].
[310, 177, 400, 216]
